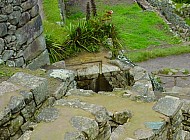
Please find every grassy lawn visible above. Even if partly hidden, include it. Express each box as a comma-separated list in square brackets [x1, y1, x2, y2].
[42, 0, 189, 62]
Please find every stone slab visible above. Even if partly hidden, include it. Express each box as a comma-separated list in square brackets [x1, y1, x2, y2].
[153, 96, 182, 117]
[8, 72, 48, 105]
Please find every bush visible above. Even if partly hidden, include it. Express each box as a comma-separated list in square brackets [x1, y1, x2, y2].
[172, 0, 190, 4]
[45, 16, 121, 63]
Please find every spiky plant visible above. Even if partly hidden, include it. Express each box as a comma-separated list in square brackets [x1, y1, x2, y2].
[91, 0, 97, 17]
[86, 2, 91, 21]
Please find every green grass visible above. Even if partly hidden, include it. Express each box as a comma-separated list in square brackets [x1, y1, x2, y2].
[127, 45, 190, 62]
[97, 4, 180, 49]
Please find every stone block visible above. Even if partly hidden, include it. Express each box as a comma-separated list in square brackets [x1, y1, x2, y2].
[26, 49, 50, 70]
[55, 99, 110, 123]
[113, 110, 132, 125]
[8, 72, 49, 105]
[0, 15, 8, 22]
[6, 60, 16, 67]
[0, 127, 10, 140]
[21, 101, 36, 121]
[134, 129, 154, 139]
[153, 96, 182, 117]
[0, 108, 11, 126]
[13, 0, 21, 6]
[144, 122, 165, 134]
[30, 5, 39, 18]
[8, 115, 24, 135]
[8, 10, 21, 25]
[21, 0, 38, 11]
[70, 116, 99, 139]
[8, 96, 25, 114]
[23, 34, 46, 61]
[47, 69, 75, 82]
[2, 50, 14, 61]
[15, 15, 43, 45]
[19, 91, 33, 104]
[15, 57, 24, 67]
[0, 23, 7, 37]
[18, 12, 30, 27]
[0, 38, 4, 54]
[2, 4, 13, 14]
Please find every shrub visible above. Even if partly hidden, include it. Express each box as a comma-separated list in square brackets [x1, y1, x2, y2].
[172, 0, 190, 4]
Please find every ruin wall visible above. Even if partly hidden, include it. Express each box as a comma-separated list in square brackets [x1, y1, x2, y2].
[0, 0, 50, 70]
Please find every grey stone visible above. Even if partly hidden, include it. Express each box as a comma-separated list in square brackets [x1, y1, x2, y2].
[70, 116, 99, 139]
[18, 130, 32, 140]
[30, 4, 39, 18]
[23, 34, 46, 61]
[109, 59, 131, 71]
[55, 99, 110, 123]
[6, 60, 16, 67]
[15, 57, 25, 67]
[18, 12, 30, 27]
[21, 101, 36, 121]
[13, 6, 22, 11]
[0, 107, 11, 126]
[110, 124, 126, 140]
[0, 15, 8, 22]
[51, 82, 68, 99]
[113, 110, 132, 124]
[67, 89, 95, 97]
[2, 50, 14, 61]
[0, 127, 10, 140]
[21, 0, 38, 11]
[13, 0, 21, 5]
[153, 96, 182, 117]
[134, 129, 154, 139]
[0, 23, 7, 37]
[36, 107, 59, 122]
[8, 10, 21, 25]
[0, 38, 4, 54]
[19, 91, 33, 104]
[26, 49, 50, 70]
[52, 60, 66, 68]
[21, 122, 37, 133]
[8, 72, 49, 105]
[15, 15, 43, 45]
[9, 115, 24, 135]
[2, 4, 13, 14]
[131, 80, 155, 102]
[144, 122, 165, 133]
[5, 35, 12, 43]
[64, 131, 86, 140]
[8, 96, 25, 114]
[47, 69, 75, 82]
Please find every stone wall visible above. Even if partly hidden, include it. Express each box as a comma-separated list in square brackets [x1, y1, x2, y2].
[0, 0, 50, 69]
[0, 71, 76, 139]
[146, 0, 190, 41]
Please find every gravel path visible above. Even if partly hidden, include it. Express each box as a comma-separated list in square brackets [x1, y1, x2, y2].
[137, 53, 190, 88]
